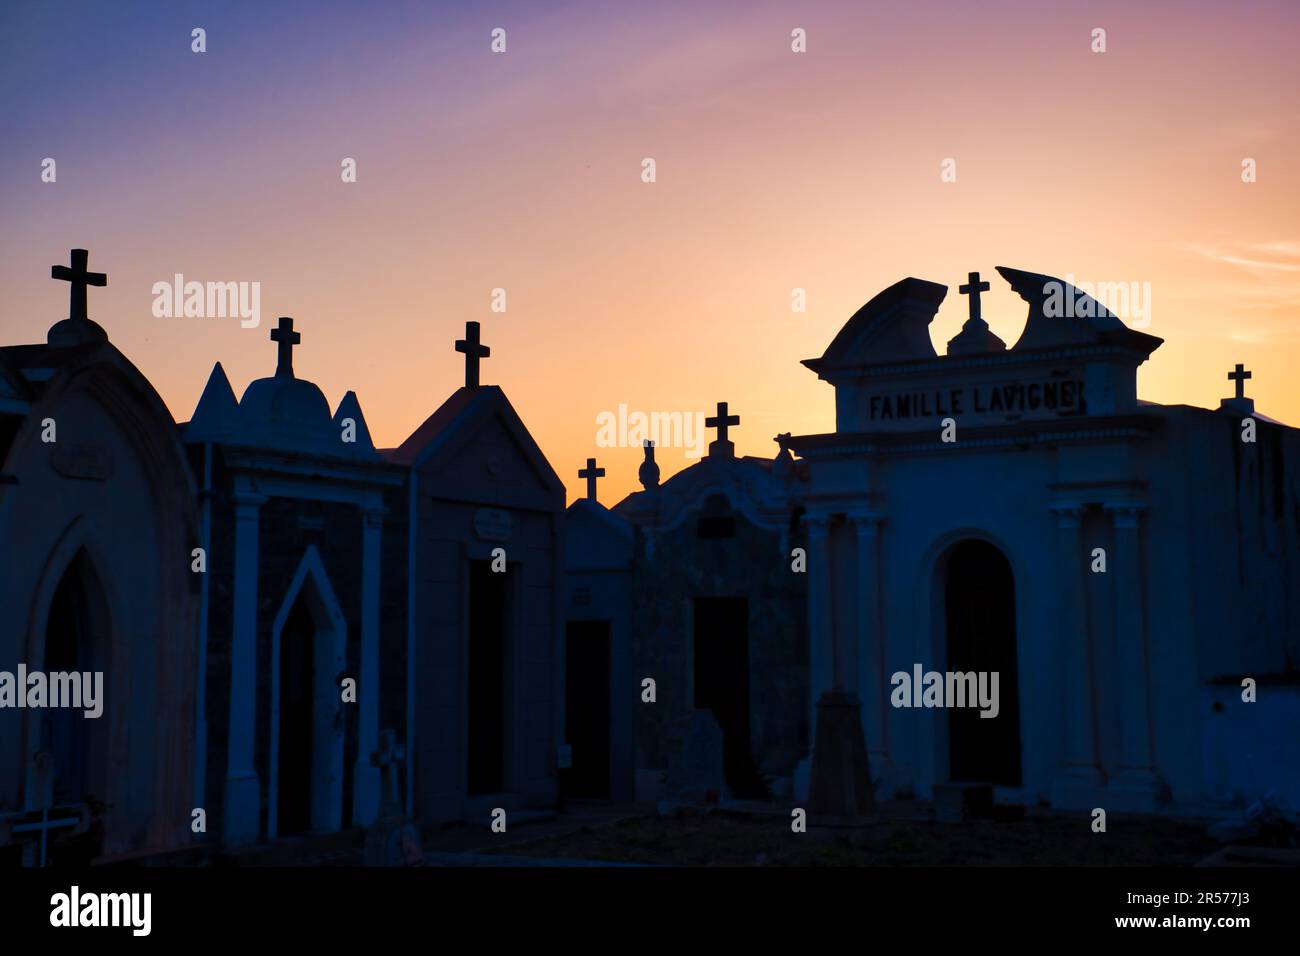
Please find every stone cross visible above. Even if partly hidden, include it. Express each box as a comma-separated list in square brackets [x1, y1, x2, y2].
[1228, 363, 1252, 400]
[14, 753, 80, 867]
[26, 751, 55, 813]
[51, 248, 107, 323]
[270, 316, 301, 378]
[578, 457, 605, 501]
[706, 401, 740, 445]
[370, 729, 405, 819]
[959, 271, 990, 324]
[455, 321, 491, 388]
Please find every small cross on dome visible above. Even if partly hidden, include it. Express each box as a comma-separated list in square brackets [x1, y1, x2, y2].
[706, 401, 740, 457]
[51, 248, 107, 323]
[578, 457, 605, 501]
[270, 316, 301, 378]
[706, 402, 739, 443]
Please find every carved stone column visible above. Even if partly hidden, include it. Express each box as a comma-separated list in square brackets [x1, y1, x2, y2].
[1050, 504, 1104, 807]
[224, 491, 266, 846]
[805, 514, 835, 740]
[352, 505, 385, 826]
[1105, 503, 1166, 810]
[849, 513, 888, 768]
[794, 513, 835, 801]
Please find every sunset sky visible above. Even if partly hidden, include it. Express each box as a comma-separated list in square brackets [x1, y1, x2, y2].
[3, 0, 1298, 503]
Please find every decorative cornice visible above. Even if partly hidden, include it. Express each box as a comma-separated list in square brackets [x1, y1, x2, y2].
[1049, 503, 1085, 528]
[1104, 502, 1146, 528]
[1050, 481, 1148, 517]
[790, 420, 1159, 460]
[847, 512, 886, 533]
[817, 340, 1156, 383]
[223, 445, 406, 487]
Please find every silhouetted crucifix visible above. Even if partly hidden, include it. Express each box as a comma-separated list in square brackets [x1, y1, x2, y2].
[1228, 363, 1252, 400]
[270, 316, 301, 378]
[959, 271, 990, 324]
[706, 401, 740, 444]
[579, 457, 605, 501]
[370, 729, 406, 819]
[456, 321, 490, 388]
[51, 248, 107, 322]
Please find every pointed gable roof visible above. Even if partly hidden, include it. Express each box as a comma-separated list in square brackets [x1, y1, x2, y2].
[568, 496, 633, 540]
[386, 385, 565, 505]
[388, 387, 480, 464]
[332, 390, 378, 459]
[565, 497, 635, 571]
[184, 362, 238, 442]
[803, 277, 947, 375]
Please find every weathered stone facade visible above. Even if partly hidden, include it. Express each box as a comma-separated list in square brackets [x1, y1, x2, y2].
[616, 436, 808, 797]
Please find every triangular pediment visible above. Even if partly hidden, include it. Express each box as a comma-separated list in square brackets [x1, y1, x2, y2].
[565, 498, 634, 570]
[391, 386, 564, 511]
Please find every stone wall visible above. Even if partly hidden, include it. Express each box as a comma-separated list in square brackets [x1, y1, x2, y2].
[631, 504, 807, 791]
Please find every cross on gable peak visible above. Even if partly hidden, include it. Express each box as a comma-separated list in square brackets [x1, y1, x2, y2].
[455, 320, 491, 388]
[269, 316, 301, 378]
[958, 270, 991, 324]
[578, 456, 605, 501]
[1228, 362, 1252, 399]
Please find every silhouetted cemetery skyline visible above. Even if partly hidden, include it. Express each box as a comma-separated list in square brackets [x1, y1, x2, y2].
[1, 248, 1298, 865]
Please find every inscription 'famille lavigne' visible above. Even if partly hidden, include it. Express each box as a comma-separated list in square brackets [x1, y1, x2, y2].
[868, 379, 1085, 421]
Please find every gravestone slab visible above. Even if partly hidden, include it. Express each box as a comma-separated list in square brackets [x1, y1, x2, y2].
[665, 710, 728, 802]
[363, 731, 423, 867]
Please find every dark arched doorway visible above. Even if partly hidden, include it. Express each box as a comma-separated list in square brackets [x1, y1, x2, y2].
[944, 539, 1021, 786]
[41, 550, 110, 807]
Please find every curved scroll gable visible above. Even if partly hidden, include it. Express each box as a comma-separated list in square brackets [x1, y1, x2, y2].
[999, 265, 1129, 351]
[803, 277, 947, 376]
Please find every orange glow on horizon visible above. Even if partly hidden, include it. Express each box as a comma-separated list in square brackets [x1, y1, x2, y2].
[3, 1, 1297, 504]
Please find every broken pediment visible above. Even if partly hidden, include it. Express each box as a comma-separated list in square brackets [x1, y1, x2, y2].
[803, 277, 947, 376]
[999, 265, 1152, 353]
